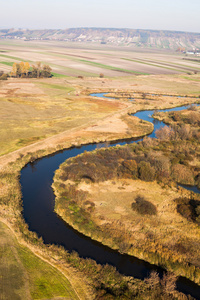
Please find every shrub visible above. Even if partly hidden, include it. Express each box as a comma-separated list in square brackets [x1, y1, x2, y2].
[176, 198, 194, 221]
[177, 124, 192, 140]
[155, 126, 174, 140]
[171, 111, 181, 122]
[120, 159, 138, 179]
[146, 152, 170, 180]
[186, 111, 200, 125]
[131, 195, 157, 215]
[142, 136, 154, 147]
[187, 104, 198, 111]
[138, 161, 155, 181]
[171, 164, 195, 185]
[0, 73, 8, 80]
[161, 272, 177, 295]
[175, 197, 200, 224]
[196, 175, 200, 188]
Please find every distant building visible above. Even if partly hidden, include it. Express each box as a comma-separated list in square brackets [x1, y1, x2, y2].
[186, 50, 195, 55]
[186, 49, 200, 55]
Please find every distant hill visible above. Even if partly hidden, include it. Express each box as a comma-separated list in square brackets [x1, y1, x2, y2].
[1, 28, 200, 51]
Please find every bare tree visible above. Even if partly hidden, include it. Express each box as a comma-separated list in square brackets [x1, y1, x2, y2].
[161, 272, 177, 295]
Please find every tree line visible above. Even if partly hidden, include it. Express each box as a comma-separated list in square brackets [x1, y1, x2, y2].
[0, 61, 52, 80]
[11, 61, 52, 78]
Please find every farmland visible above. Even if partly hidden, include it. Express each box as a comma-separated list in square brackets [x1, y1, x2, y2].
[0, 39, 200, 78]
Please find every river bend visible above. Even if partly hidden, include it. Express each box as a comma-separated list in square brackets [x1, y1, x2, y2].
[21, 93, 200, 299]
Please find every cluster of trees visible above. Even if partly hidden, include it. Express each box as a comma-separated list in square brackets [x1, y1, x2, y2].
[10, 61, 52, 78]
[0, 62, 52, 80]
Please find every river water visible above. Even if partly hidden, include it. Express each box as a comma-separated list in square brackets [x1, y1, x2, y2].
[20, 93, 200, 299]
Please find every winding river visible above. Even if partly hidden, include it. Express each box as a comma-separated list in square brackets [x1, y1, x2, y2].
[21, 93, 200, 299]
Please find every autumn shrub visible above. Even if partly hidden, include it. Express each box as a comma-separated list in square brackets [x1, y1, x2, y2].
[171, 111, 181, 122]
[144, 271, 182, 300]
[176, 198, 194, 221]
[175, 197, 200, 224]
[177, 124, 192, 140]
[155, 126, 174, 140]
[115, 147, 133, 160]
[0, 73, 8, 80]
[138, 161, 155, 181]
[142, 136, 155, 147]
[161, 272, 177, 295]
[60, 184, 88, 204]
[187, 104, 198, 111]
[146, 152, 170, 180]
[196, 206, 200, 224]
[83, 200, 95, 213]
[171, 164, 195, 185]
[131, 195, 157, 215]
[196, 174, 200, 188]
[186, 111, 200, 125]
[117, 159, 138, 179]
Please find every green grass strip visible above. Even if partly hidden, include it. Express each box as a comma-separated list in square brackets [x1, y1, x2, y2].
[181, 76, 200, 81]
[151, 58, 200, 70]
[0, 61, 13, 66]
[18, 247, 79, 299]
[51, 72, 68, 78]
[121, 58, 184, 72]
[78, 59, 149, 75]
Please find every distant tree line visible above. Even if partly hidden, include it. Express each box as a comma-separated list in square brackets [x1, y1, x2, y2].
[10, 61, 52, 78]
[0, 61, 52, 80]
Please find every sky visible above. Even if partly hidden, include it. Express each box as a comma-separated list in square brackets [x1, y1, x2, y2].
[0, 0, 200, 33]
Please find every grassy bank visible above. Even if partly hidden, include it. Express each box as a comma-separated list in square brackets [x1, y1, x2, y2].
[0, 221, 80, 299]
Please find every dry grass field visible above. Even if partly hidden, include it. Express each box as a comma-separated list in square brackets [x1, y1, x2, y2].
[0, 77, 128, 156]
[0, 73, 199, 159]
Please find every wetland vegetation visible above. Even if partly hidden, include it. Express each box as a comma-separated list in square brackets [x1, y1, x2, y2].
[53, 114, 200, 284]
